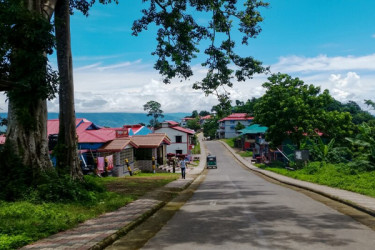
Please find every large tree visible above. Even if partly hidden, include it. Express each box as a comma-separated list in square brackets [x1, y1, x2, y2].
[0, 0, 58, 177]
[144, 100, 164, 129]
[1, 0, 269, 183]
[254, 73, 353, 149]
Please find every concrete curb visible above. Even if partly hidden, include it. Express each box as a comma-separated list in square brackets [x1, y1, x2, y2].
[219, 140, 375, 217]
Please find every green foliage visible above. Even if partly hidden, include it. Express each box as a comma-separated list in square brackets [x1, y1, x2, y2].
[191, 110, 199, 118]
[211, 94, 232, 119]
[304, 137, 350, 163]
[203, 117, 219, 139]
[222, 138, 235, 148]
[259, 162, 375, 198]
[132, 0, 269, 94]
[191, 140, 201, 154]
[364, 99, 375, 110]
[199, 110, 210, 116]
[254, 73, 354, 149]
[346, 122, 375, 171]
[0, 0, 58, 128]
[239, 150, 253, 157]
[0, 173, 179, 249]
[235, 122, 245, 131]
[0, 144, 33, 201]
[143, 100, 164, 128]
[0, 143, 106, 203]
[232, 97, 259, 115]
[186, 117, 201, 131]
[326, 100, 375, 125]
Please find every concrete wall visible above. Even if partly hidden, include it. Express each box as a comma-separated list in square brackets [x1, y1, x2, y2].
[156, 127, 190, 154]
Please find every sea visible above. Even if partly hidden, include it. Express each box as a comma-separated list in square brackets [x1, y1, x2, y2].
[0, 112, 190, 132]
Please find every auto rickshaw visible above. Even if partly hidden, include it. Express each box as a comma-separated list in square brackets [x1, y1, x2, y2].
[206, 155, 217, 169]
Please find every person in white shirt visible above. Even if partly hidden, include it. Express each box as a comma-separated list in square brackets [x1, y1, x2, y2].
[179, 157, 187, 179]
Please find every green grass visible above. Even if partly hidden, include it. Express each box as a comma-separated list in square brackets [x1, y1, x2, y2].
[191, 142, 201, 154]
[239, 151, 253, 157]
[258, 162, 375, 198]
[221, 138, 235, 148]
[0, 173, 179, 250]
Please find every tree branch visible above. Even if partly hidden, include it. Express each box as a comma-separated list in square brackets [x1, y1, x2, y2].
[42, 0, 58, 20]
[0, 79, 14, 91]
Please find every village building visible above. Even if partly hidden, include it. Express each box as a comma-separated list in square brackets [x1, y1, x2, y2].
[155, 121, 195, 156]
[199, 114, 212, 125]
[180, 117, 194, 128]
[131, 133, 171, 172]
[217, 113, 253, 139]
[46, 118, 164, 175]
[239, 124, 268, 151]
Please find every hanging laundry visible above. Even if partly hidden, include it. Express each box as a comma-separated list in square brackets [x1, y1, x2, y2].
[97, 157, 105, 173]
[105, 155, 114, 171]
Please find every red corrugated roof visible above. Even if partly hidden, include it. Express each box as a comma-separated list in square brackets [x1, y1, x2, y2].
[201, 115, 211, 120]
[48, 118, 116, 144]
[79, 129, 116, 143]
[219, 113, 253, 122]
[171, 126, 195, 134]
[166, 120, 179, 126]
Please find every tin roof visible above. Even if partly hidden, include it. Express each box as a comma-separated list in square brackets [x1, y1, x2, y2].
[239, 124, 268, 134]
[98, 138, 138, 152]
[219, 113, 253, 122]
[131, 133, 171, 148]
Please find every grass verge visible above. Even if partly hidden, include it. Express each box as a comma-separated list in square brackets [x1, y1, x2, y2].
[258, 162, 375, 198]
[0, 173, 179, 250]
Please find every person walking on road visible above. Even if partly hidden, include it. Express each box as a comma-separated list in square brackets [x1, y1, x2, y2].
[179, 157, 187, 179]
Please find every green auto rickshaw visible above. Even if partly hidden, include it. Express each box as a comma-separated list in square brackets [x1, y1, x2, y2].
[206, 155, 217, 169]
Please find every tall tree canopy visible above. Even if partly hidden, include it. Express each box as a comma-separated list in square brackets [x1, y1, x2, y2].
[132, 0, 269, 96]
[144, 100, 164, 128]
[254, 73, 353, 149]
[1, 0, 269, 186]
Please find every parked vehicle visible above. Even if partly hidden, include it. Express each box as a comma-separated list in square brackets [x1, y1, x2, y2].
[206, 155, 217, 169]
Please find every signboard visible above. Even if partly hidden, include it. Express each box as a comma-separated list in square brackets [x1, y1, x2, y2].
[116, 129, 129, 138]
[295, 150, 309, 161]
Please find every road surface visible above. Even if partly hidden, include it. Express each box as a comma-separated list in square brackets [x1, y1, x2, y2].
[140, 140, 375, 249]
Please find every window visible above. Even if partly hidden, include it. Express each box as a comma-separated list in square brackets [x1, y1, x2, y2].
[175, 135, 182, 143]
[176, 150, 183, 155]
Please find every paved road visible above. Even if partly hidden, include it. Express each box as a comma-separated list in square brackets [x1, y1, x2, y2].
[142, 141, 375, 250]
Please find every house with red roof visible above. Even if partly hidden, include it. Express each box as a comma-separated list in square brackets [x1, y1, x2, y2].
[47, 118, 170, 175]
[180, 117, 194, 127]
[217, 113, 253, 139]
[155, 121, 195, 156]
[199, 115, 212, 125]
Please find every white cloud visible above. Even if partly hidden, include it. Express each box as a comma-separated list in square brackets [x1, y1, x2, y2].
[3, 53, 375, 114]
[329, 72, 360, 88]
[272, 54, 375, 73]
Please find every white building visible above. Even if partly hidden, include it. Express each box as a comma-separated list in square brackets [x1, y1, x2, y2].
[156, 121, 195, 155]
[217, 113, 253, 139]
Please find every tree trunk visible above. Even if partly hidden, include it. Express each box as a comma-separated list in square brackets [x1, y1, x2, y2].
[5, 96, 53, 174]
[55, 0, 83, 180]
[2, 0, 54, 176]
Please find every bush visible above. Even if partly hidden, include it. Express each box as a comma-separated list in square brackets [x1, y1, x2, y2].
[0, 145, 33, 201]
[0, 143, 106, 203]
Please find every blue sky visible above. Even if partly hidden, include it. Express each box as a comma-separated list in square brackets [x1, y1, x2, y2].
[2, 0, 375, 113]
